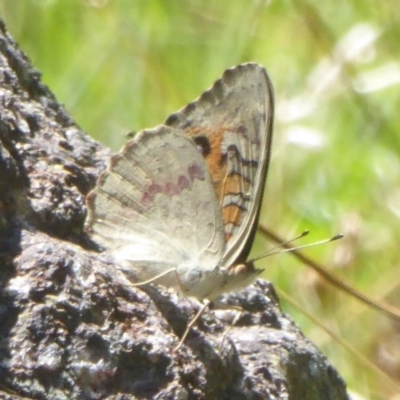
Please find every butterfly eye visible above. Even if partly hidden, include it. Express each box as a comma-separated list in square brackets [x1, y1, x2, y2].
[193, 135, 211, 158]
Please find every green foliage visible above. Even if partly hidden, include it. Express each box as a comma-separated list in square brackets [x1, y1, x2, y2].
[2, 1, 400, 398]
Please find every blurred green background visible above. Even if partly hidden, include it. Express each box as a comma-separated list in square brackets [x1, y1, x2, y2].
[2, 1, 400, 398]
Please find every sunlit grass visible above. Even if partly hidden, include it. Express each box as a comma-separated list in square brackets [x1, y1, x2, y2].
[2, 1, 400, 399]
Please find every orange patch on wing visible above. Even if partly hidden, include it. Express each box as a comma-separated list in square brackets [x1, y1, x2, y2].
[222, 204, 243, 227]
[223, 174, 242, 194]
[184, 125, 230, 203]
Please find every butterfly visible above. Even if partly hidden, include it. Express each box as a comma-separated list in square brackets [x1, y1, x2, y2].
[85, 63, 274, 348]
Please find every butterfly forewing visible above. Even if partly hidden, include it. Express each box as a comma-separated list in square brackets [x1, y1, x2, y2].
[85, 126, 226, 284]
[165, 63, 274, 267]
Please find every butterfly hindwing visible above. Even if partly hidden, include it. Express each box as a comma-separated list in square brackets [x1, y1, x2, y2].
[85, 126, 226, 285]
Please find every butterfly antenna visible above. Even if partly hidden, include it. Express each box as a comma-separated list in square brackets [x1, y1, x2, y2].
[265, 230, 309, 253]
[250, 233, 343, 263]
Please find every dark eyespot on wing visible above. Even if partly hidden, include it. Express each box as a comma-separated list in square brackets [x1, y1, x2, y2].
[193, 135, 211, 158]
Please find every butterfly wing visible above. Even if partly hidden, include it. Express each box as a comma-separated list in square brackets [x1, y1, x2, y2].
[165, 63, 274, 267]
[85, 126, 226, 284]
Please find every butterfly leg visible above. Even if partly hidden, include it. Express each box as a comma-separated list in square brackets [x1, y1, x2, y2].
[129, 268, 179, 286]
[219, 306, 243, 350]
[128, 269, 207, 350]
[210, 301, 244, 350]
[174, 299, 211, 351]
